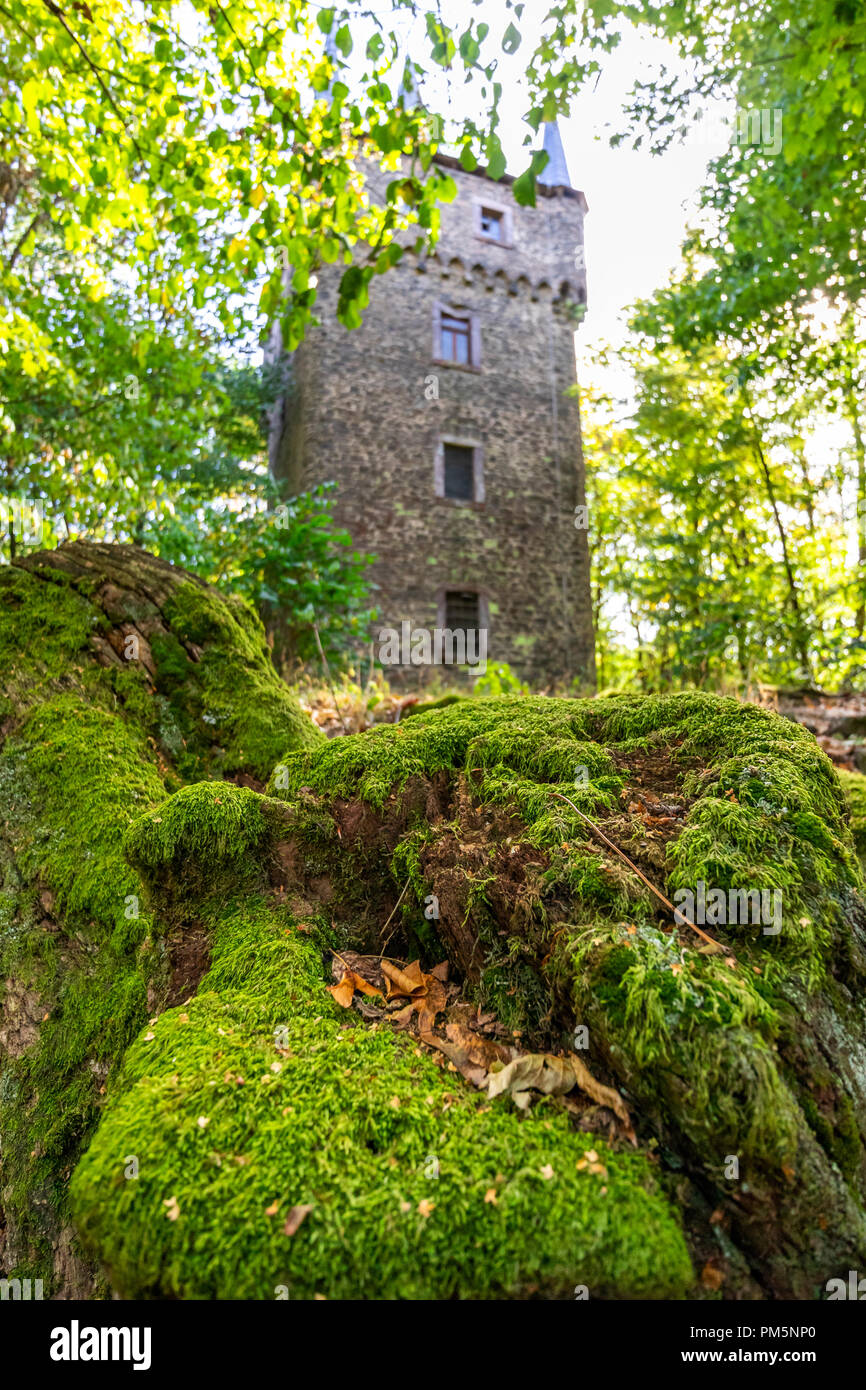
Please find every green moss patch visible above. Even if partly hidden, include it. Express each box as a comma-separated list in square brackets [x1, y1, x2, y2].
[0, 543, 320, 1291]
[256, 692, 866, 1296]
[70, 897, 692, 1300]
[839, 769, 866, 859]
[160, 581, 321, 781]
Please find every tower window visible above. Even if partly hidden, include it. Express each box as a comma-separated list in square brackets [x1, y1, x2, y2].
[435, 437, 484, 504]
[473, 199, 513, 246]
[443, 444, 475, 500]
[436, 586, 490, 664]
[433, 303, 481, 368]
[444, 590, 481, 632]
[479, 207, 504, 240]
[440, 312, 471, 364]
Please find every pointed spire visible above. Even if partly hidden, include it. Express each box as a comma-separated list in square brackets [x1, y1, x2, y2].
[401, 52, 424, 110]
[323, 26, 340, 97]
[323, 27, 339, 64]
[537, 120, 572, 188]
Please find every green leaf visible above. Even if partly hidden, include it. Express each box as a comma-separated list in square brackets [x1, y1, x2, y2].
[502, 23, 522, 54]
[512, 165, 537, 205]
[485, 137, 507, 181]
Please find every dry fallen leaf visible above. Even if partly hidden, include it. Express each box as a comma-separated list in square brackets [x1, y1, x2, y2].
[163, 1196, 180, 1221]
[570, 1055, 635, 1142]
[484, 1188, 498, 1205]
[327, 967, 385, 1009]
[417, 1198, 435, 1218]
[381, 958, 426, 999]
[326, 973, 356, 1008]
[416, 976, 448, 1033]
[389, 1003, 416, 1028]
[265, 1200, 279, 1217]
[487, 1051, 635, 1142]
[282, 1204, 313, 1237]
[701, 1261, 725, 1291]
[418, 1030, 488, 1089]
[444, 1021, 513, 1072]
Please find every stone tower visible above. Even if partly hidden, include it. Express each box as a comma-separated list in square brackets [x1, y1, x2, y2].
[268, 122, 595, 689]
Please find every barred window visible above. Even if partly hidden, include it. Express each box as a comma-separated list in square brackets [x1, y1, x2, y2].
[443, 445, 475, 500]
[444, 590, 481, 631]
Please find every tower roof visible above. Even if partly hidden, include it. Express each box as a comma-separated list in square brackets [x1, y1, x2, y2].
[537, 121, 572, 189]
[323, 27, 340, 96]
[401, 53, 423, 109]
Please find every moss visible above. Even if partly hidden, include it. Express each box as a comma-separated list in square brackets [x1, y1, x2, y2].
[261, 692, 866, 1291]
[126, 783, 272, 878]
[9, 661, 866, 1296]
[272, 693, 858, 972]
[0, 696, 167, 1280]
[400, 693, 466, 719]
[161, 581, 321, 781]
[834, 1094, 863, 1184]
[0, 566, 101, 721]
[0, 544, 321, 1288]
[800, 1091, 861, 1184]
[839, 769, 866, 860]
[4, 697, 166, 927]
[70, 896, 692, 1300]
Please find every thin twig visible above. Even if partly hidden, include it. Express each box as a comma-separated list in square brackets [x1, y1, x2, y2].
[7, 211, 44, 272]
[550, 791, 729, 956]
[378, 879, 412, 957]
[312, 620, 349, 734]
[41, 0, 146, 162]
[366, 638, 375, 694]
[333, 950, 408, 966]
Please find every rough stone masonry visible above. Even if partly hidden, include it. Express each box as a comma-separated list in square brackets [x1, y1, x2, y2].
[268, 130, 596, 689]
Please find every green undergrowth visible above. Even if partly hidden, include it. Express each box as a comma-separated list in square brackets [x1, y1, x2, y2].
[70, 894, 692, 1299]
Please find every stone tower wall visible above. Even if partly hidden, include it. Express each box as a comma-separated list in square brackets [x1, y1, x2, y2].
[271, 156, 596, 689]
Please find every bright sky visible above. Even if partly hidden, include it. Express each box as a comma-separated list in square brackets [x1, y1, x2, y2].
[551, 33, 731, 366]
[395, 8, 733, 384]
